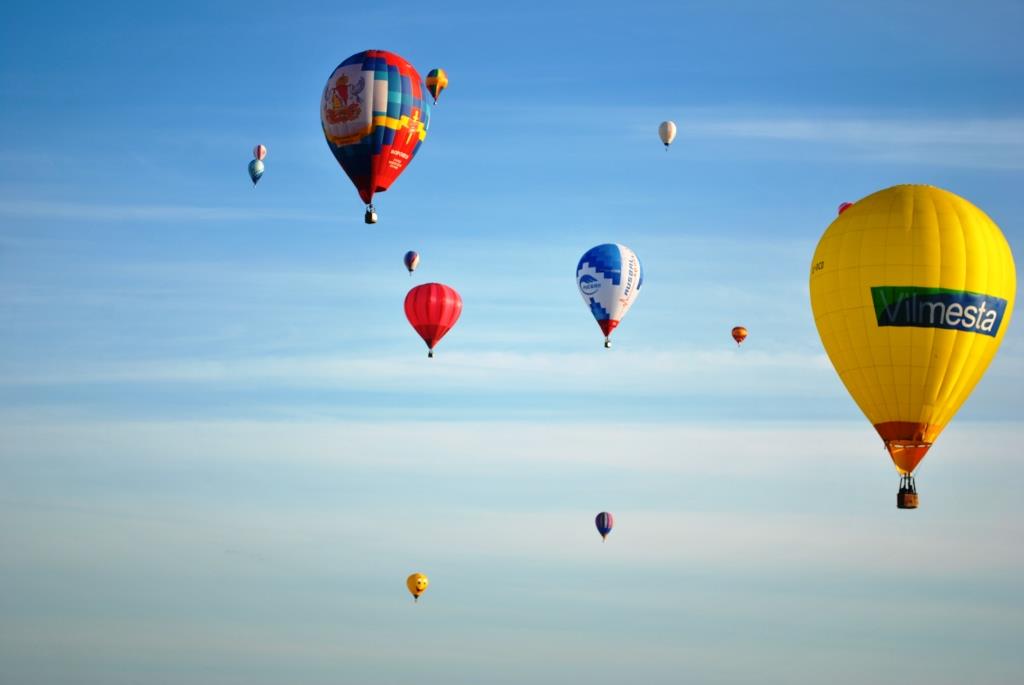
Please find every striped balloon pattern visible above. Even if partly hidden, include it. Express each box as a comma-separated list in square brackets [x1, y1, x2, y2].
[577, 243, 643, 345]
[404, 283, 462, 357]
[595, 512, 614, 540]
[253, 144, 267, 161]
[426, 68, 448, 104]
[404, 250, 420, 274]
[321, 50, 431, 207]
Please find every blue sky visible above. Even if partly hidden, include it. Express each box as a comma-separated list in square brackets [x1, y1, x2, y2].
[2, 1, 1023, 683]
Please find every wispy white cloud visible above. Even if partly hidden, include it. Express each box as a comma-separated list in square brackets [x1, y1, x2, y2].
[0, 347, 834, 396]
[0, 199, 333, 222]
[477, 103, 1024, 169]
[685, 116, 1024, 146]
[3, 416, 1021, 476]
[681, 113, 1024, 169]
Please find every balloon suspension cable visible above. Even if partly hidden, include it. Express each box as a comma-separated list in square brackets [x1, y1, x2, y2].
[414, 596, 418, 603]
[664, 144, 669, 151]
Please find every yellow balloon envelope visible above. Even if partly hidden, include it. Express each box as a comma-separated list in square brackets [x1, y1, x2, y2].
[810, 185, 1015, 501]
[406, 573, 429, 602]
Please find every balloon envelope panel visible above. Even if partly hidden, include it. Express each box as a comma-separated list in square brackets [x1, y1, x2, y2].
[809, 185, 1016, 474]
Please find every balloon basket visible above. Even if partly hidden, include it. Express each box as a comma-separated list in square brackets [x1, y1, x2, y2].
[364, 206, 378, 224]
[603, 338, 612, 349]
[897, 475, 919, 510]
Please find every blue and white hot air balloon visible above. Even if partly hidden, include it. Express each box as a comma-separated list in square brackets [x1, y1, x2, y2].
[248, 159, 264, 185]
[576, 243, 643, 348]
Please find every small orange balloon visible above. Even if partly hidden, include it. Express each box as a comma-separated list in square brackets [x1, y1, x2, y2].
[731, 326, 748, 345]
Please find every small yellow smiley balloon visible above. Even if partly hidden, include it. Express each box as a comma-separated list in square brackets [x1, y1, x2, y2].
[406, 573, 429, 602]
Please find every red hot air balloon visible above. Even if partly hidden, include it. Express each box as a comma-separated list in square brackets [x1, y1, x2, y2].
[838, 201, 854, 215]
[253, 144, 267, 161]
[731, 326, 748, 346]
[404, 283, 462, 358]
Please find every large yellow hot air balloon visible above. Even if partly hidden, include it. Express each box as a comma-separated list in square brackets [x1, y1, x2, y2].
[810, 185, 1015, 508]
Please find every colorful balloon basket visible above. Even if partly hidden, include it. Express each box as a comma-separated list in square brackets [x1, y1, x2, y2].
[897, 475, 919, 510]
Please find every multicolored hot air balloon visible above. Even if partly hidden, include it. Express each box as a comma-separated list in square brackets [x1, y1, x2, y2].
[321, 50, 431, 225]
[577, 244, 643, 348]
[595, 512, 614, 541]
[731, 326, 748, 346]
[404, 250, 420, 275]
[810, 185, 1016, 509]
[405, 283, 462, 358]
[838, 201, 853, 215]
[658, 121, 677, 150]
[425, 68, 447, 104]
[253, 144, 267, 161]
[248, 159, 264, 186]
[407, 573, 429, 602]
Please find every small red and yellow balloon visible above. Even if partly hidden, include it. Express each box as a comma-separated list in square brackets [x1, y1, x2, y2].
[426, 68, 448, 104]
[731, 326, 748, 346]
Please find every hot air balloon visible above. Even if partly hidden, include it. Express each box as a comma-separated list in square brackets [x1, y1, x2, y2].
[321, 50, 431, 225]
[595, 512, 614, 542]
[248, 159, 264, 185]
[426, 68, 447, 104]
[658, 121, 677, 150]
[407, 573, 429, 602]
[253, 144, 267, 161]
[731, 326, 748, 346]
[405, 283, 462, 358]
[577, 244, 643, 348]
[838, 201, 853, 215]
[404, 250, 420, 275]
[810, 185, 1016, 509]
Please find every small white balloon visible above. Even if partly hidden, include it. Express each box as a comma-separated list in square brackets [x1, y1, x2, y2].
[658, 121, 677, 149]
